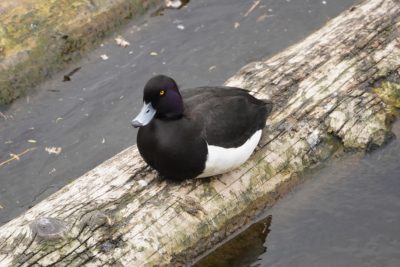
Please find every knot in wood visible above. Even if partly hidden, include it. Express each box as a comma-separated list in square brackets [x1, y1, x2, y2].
[177, 196, 206, 216]
[81, 210, 113, 229]
[29, 217, 68, 239]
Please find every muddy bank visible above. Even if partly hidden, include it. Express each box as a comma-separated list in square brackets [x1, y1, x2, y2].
[0, 0, 159, 104]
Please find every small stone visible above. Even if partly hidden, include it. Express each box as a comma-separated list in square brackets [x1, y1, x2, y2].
[165, 0, 184, 9]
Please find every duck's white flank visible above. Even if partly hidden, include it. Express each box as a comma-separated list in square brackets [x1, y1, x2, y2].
[197, 130, 262, 178]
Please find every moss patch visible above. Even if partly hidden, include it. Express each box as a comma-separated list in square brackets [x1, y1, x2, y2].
[374, 81, 400, 108]
[0, 0, 160, 105]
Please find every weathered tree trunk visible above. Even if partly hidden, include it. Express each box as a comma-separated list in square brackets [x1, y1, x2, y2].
[1, 0, 400, 266]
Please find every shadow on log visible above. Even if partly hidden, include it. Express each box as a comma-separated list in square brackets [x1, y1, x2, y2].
[1, 0, 400, 266]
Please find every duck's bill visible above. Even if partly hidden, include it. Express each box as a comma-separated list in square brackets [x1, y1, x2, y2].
[131, 102, 156, 128]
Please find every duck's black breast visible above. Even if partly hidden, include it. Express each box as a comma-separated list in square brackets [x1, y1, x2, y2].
[182, 86, 271, 148]
[137, 117, 208, 180]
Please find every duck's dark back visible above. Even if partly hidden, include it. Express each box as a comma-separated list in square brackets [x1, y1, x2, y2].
[182, 86, 272, 148]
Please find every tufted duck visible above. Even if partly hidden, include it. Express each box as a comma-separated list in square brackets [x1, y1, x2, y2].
[132, 75, 272, 181]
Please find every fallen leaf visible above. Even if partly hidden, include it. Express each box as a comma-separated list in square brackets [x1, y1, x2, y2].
[150, 52, 158, 56]
[115, 35, 130, 47]
[256, 14, 270, 22]
[45, 147, 62, 155]
[28, 140, 37, 143]
[234, 22, 240, 29]
[100, 54, 109, 60]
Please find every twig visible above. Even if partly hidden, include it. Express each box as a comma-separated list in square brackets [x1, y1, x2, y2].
[0, 148, 36, 168]
[244, 0, 260, 17]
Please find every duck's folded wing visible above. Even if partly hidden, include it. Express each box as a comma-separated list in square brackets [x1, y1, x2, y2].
[183, 87, 272, 148]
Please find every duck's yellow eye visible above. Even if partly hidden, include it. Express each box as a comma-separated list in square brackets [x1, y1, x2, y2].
[159, 90, 165, 96]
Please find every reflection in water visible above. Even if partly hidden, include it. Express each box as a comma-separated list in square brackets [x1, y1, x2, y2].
[198, 121, 400, 267]
[194, 216, 272, 267]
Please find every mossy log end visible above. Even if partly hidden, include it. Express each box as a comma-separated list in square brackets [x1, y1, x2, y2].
[1, 0, 400, 266]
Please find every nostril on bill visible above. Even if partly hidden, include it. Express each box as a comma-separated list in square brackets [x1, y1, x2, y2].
[131, 120, 143, 128]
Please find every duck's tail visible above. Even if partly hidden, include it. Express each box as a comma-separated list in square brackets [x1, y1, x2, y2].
[261, 99, 273, 115]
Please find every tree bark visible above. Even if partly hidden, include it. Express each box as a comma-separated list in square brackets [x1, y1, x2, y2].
[1, 0, 400, 266]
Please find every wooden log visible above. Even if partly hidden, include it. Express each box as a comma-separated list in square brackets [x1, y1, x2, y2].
[1, 0, 400, 266]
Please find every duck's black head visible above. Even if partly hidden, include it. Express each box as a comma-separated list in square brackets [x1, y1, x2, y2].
[132, 75, 184, 127]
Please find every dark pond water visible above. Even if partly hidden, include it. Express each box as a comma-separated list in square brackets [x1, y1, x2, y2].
[0, 0, 357, 225]
[197, 121, 400, 267]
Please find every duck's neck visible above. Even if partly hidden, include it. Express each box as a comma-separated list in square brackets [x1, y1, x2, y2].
[156, 90, 184, 120]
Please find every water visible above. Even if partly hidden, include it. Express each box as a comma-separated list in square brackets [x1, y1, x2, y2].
[197, 121, 400, 266]
[0, 0, 357, 225]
